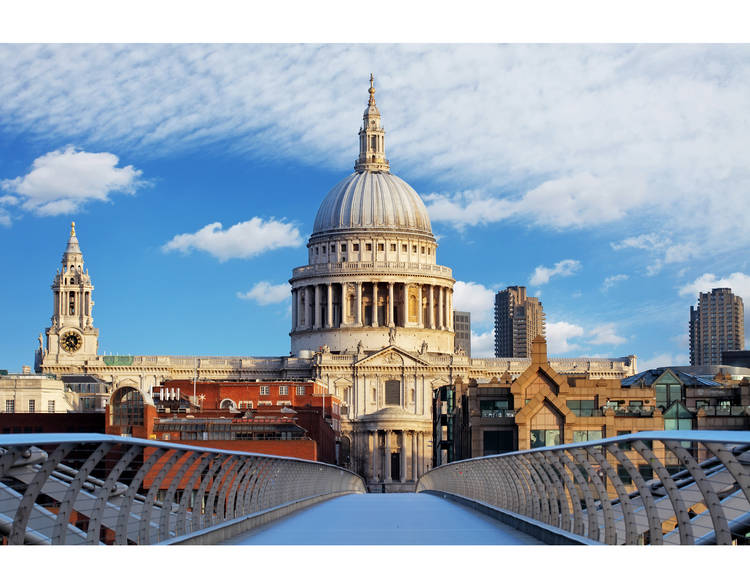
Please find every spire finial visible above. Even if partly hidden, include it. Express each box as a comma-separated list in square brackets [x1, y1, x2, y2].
[368, 73, 376, 105]
[71, 221, 76, 237]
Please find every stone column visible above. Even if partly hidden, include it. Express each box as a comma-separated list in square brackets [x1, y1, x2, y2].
[368, 431, 374, 481]
[388, 282, 394, 327]
[411, 431, 418, 481]
[417, 285, 423, 328]
[417, 432, 423, 477]
[372, 282, 379, 327]
[296, 287, 304, 329]
[291, 289, 297, 331]
[314, 285, 321, 329]
[326, 283, 333, 328]
[356, 282, 363, 326]
[402, 283, 409, 327]
[400, 431, 407, 483]
[306, 286, 313, 329]
[438, 286, 444, 329]
[428, 285, 435, 329]
[384, 430, 392, 482]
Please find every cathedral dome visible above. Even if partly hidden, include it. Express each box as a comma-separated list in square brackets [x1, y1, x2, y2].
[312, 74, 432, 238]
[312, 171, 433, 236]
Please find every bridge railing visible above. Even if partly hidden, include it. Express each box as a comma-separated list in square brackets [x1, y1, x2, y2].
[0, 433, 365, 545]
[417, 430, 750, 545]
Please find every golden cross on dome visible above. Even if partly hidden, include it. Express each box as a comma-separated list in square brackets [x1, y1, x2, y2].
[71, 221, 76, 236]
[368, 73, 376, 105]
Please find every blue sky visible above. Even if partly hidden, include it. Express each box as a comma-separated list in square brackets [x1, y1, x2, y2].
[1, 43, 750, 372]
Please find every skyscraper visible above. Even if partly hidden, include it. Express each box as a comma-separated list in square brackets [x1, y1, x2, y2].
[494, 286, 545, 358]
[453, 311, 471, 356]
[689, 287, 744, 366]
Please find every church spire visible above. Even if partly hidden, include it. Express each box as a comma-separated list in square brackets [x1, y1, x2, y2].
[355, 74, 390, 173]
[64, 220, 82, 257]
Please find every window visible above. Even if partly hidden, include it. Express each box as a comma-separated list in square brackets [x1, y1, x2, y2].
[617, 430, 632, 450]
[428, 248, 431, 255]
[638, 464, 654, 481]
[28, 399, 35, 413]
[480, 399, 510, 417]
[366, 243, 372, 251]
[530, 429, 560, 448]
[372, 388, 377, 402]
[315, 247, 319, 255]
[573, 429, 603, 442]
[390, 243, 396, 251]
[260, 386, 270, 395]
[567, 399, 596, 417]
[331, 244, 335, 252]
[402, 244, 407, 252]
[617, 465, 632, 485]
[378, 243, 384, 251]
[412, 245, 417, 252]
[279, 385, 289, 395]
[258, 400, 272, 406]
[48, 400, 55, 413]
[341, 244, 347, 252]
[296, 385, 306, 395]
[5, 400, 14, 413]
[238, 400, 253, 409]
[322, 246, 326, 253]
[112, 388, 143, 426]
[385, 380, 400, 405]
[353, 243, 360, 251]
[421, 246, 425, 254]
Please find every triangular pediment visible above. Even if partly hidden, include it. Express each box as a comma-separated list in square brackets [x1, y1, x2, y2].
[355, 346, 430, 367]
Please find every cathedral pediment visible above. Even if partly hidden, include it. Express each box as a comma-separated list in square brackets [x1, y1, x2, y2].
[354, 346, 431, 367]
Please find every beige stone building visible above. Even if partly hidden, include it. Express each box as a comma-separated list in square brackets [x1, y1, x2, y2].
[37, 78, 637, 491]
[494, 285, 545, 358]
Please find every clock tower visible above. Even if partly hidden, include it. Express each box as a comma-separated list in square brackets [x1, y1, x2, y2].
[40, 222, 99, 370]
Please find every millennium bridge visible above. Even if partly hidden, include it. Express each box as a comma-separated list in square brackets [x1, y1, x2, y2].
[1, 431, 749, 545]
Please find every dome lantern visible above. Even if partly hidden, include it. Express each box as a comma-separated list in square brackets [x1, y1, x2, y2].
[354, 74, 390, 173]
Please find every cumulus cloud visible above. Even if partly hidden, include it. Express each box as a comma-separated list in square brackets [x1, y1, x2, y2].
[1, 147, 143, 218]
[471, 330, 495, 358]
[639, 352, 690, 372]
[237, 281, 290, 305]
[546, 321, 585, 354]
[529, 259, 581, 286]
[452, 280, 497, 329]
[162, 218, 303, 261]
[602, 274, 628, 291]
[678, 272, 750, 301]
[2, 45, 750, 264]
[588, 323, 627, 346]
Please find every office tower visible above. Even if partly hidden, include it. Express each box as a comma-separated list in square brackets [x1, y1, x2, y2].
[494, 286, 545, 358]
[453, 311, 471, 356]
[689, 287, 744, 365]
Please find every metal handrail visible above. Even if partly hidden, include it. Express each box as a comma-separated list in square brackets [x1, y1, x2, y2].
[417, 430, 750, 545]
[0, 433, 365, 545]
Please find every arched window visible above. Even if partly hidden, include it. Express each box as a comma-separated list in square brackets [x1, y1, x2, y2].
[111, 386, 144, 427]
[220, 399, 236, 410]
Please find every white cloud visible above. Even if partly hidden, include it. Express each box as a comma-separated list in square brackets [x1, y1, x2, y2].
[639, 352, 690, 372]
[602, 273, 628, 291]
[452, 280, 496, 329]
[529, 259, 581, 286]
[1, 147, 143, 217]
[588, 323, 627, 346]
[237, 281, 290, 305]
[3, 45, 750, 263]
[471, 330, 495, 358]
[678, 272, 750, 301]
[546, 321, 585, 355]
[162, 218, 303, 261]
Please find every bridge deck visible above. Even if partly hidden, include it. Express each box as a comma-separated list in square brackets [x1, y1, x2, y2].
[223, 493, 544, 545]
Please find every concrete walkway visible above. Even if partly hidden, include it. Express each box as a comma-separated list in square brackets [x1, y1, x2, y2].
[224, 493, 543, 545]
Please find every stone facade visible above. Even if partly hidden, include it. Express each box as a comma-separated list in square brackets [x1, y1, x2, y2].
[37, 78, 639, 492]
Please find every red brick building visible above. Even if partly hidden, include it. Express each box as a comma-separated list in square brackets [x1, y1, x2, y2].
[105, 380, 341, 464]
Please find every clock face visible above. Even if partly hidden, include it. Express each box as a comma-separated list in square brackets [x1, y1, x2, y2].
[61, 331, 82, 353]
